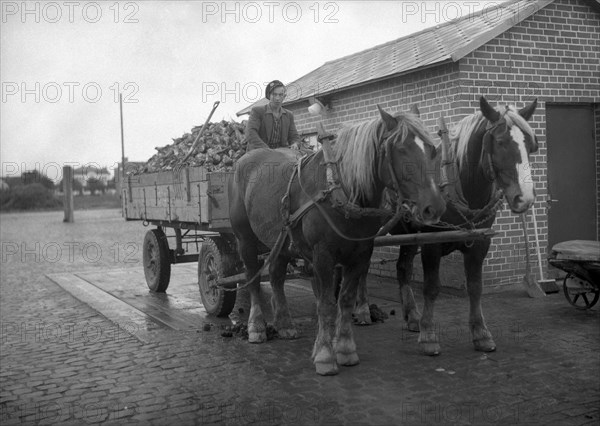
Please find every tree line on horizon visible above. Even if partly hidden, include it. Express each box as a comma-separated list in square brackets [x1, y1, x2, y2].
[0, 170, 117, 211]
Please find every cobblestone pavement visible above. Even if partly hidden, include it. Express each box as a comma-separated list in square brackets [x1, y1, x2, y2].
[1, 209, 599, 425]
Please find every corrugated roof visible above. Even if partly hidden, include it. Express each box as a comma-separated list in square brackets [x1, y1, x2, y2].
[237, 0, 554, 116]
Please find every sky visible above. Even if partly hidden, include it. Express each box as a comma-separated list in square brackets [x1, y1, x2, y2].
[1, 0, 503, 181]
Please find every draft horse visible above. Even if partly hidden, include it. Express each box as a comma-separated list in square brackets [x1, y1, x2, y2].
[228, 106, 446, 375]
[394, 96, 539, 355]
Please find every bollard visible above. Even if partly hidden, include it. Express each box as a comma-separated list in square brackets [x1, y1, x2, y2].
[63, 166, 74, 223]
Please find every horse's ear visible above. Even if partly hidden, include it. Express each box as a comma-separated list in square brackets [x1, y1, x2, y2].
[409, 104, 420, 117]
[518, 98, 538, 121]
[480, 96, 501, 123]
[377, 105, 397, 132]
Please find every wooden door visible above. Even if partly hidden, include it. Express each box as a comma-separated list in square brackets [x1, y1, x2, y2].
[546, 104, 597, 250]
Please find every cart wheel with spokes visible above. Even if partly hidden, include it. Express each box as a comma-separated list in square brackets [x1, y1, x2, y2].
[143, 228, 171, 292]
[198, 238, 237, 317]
[563, 273, 599, 310]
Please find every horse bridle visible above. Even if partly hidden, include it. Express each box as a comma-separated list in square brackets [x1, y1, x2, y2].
[482, 112, 534, 183]
[380, 133, 402, 198]
[378, 128, 432, 227]
[481, 121, 500, 181]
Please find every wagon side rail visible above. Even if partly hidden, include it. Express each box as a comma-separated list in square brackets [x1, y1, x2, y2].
[122, 166, 233, 232]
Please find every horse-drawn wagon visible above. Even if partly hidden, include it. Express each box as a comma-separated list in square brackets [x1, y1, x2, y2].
[121, 160, 497, 310]
[120, 113, 495, 320]
[121, 97, 538, 375]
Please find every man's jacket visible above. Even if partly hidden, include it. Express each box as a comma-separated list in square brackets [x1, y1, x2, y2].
[245, 104, 301, 151]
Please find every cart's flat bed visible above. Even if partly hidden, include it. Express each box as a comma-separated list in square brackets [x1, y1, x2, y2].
[122, 166, 233, 232]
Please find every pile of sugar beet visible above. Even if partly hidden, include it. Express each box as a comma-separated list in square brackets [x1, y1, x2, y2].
[131, 120, 313, 174]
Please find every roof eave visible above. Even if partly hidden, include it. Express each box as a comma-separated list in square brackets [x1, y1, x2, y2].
[281, 58, 456, 109]
[236, 58, 454, 115]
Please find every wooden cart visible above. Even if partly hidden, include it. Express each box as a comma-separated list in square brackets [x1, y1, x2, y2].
[123, 166, 241, 317]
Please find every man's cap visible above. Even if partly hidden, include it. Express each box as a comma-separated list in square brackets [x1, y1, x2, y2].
[265, 80, 285, 100]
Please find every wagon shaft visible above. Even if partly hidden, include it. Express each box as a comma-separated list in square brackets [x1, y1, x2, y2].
[373, 228, 495, 247]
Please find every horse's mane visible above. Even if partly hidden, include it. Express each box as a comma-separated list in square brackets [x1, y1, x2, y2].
[450, 105, 536, 168]
[331, 112, 433, 203]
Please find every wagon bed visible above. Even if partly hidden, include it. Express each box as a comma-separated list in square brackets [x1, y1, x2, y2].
[123, 166, 233, 231]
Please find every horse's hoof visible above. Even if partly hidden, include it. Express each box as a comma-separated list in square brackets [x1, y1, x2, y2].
[336, 352, 360, 366]
[277, 328, 298, 339]
[407, 319, 420, 332]
[420, 342, 441, 356]
[354, 313, 372, 326]
[248, 331, 267, 343]
[474, 339, 496, 352]
[315, 361, 339, 376]
[353, 303, 372, 325]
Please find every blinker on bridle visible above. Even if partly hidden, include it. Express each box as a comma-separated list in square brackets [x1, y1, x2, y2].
[482, 107, 513, 181]
[381, 132, 402, 199]
[378, 126, 430, 226]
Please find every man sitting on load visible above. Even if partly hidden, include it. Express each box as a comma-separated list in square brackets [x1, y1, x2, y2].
[245, 80, 302, 151]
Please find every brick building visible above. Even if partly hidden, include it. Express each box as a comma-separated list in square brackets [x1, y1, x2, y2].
[238, 0, 599, 292]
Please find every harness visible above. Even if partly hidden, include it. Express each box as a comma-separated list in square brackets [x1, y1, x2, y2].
[227, 130, 409, 291]
[280, 126, 414, 244]
[431, 118, 505, 232]
[228, 114, 514, 291]
[228, 126, 413, 291]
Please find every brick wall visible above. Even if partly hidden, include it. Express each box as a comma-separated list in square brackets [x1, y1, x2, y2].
[458, 0, 600, 287]
[284, 0, 600, 292]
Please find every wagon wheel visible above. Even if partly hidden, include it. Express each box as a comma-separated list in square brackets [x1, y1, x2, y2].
[563, 273, 599, 310]
[142, 229, 171, 292]
[198, 238, 236, 317]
